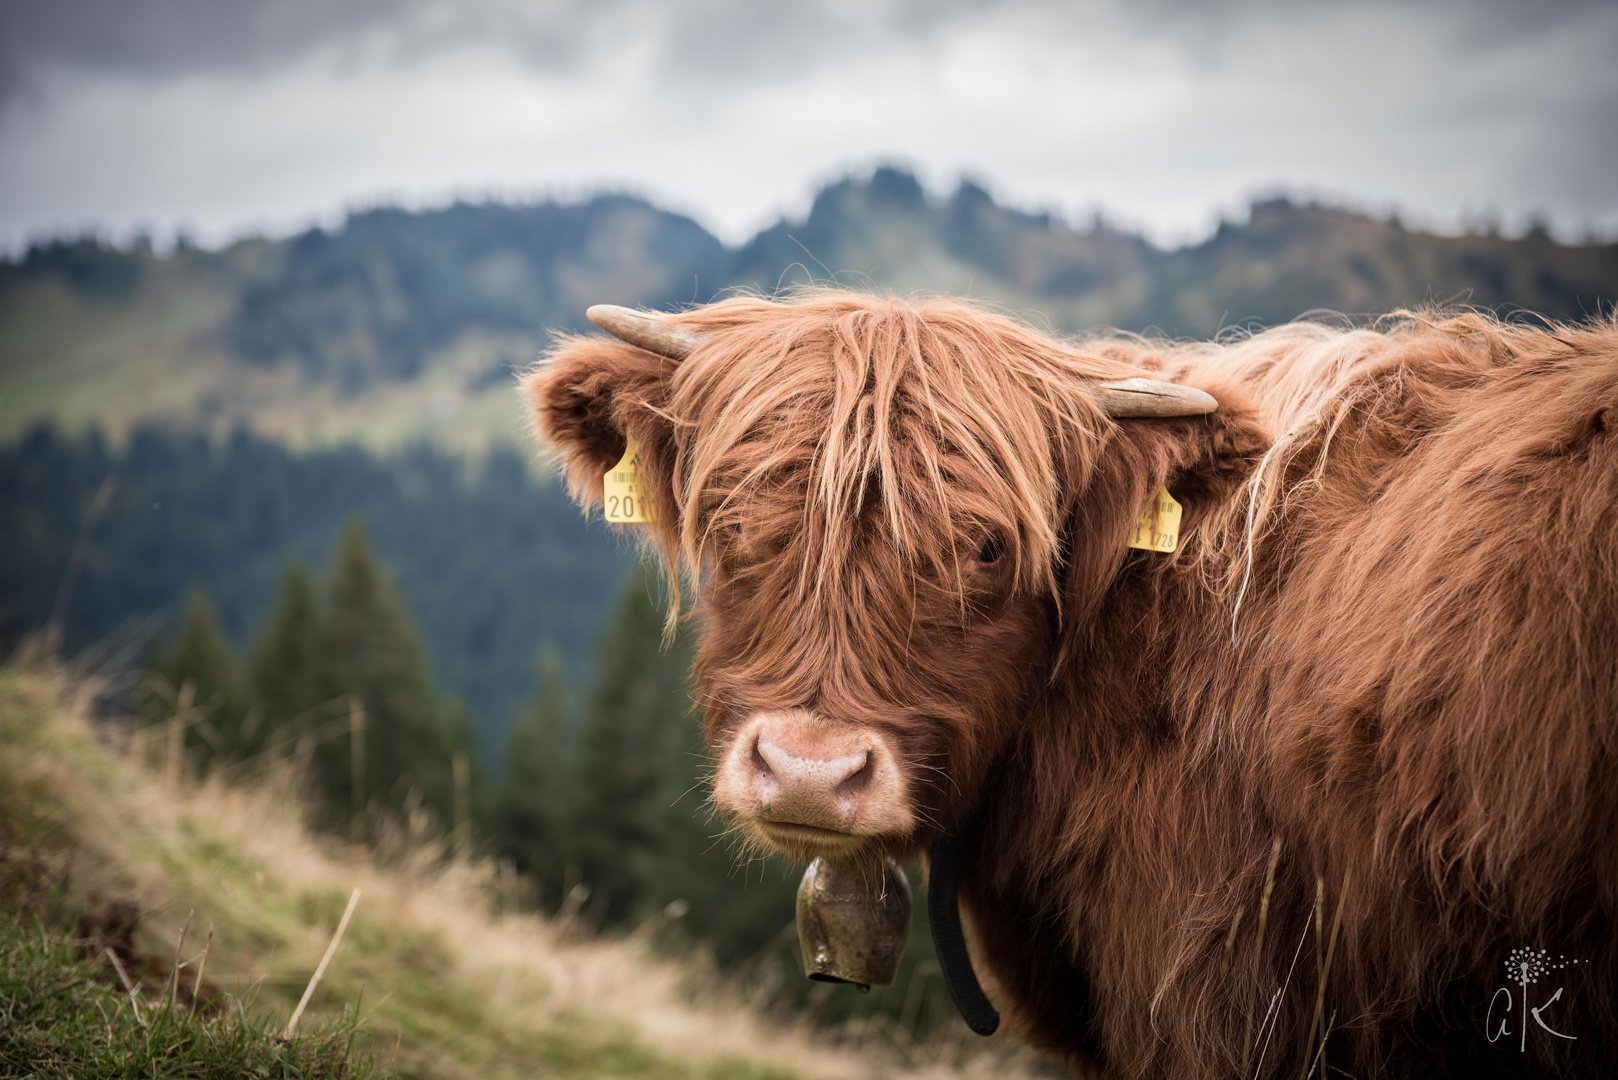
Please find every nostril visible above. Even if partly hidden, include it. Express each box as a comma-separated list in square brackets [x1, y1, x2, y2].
[750, 736, 775, 780]
[834, 755, 873, 801]
[755, 733, 793, 779]
[826, 748, 869, 789]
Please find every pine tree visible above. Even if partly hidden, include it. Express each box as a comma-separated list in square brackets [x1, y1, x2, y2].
[570, 565, 802, 957]
[248, 559, 340, 763]
[496, 650, 572, 907]
[142, 590, 252, 772]
[442, 696, 479, 855]
[571, 565, 695, 925]
[324, 519, 470, 830]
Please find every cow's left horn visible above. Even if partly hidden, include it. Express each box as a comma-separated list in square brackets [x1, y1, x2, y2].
[586, 304, 703, 360]
[1095, 377, 1218, 417]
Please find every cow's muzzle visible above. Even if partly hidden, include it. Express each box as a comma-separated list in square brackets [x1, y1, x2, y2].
[713, 710, 915, 854]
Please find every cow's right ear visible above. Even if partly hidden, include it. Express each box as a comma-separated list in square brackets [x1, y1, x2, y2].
[522, 336, 680, 525]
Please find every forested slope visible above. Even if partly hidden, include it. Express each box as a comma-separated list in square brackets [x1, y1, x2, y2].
[5, 167, 1614, 451]
[0, 425, 633, 740]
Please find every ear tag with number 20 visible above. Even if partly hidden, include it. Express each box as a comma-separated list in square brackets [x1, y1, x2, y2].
[604, 436, 655, 523]
[1127, 486, 1181, 553]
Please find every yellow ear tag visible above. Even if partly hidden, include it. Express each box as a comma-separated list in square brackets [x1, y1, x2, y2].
[1127, 486, 1182, 553]
[603, 437, 655, 523]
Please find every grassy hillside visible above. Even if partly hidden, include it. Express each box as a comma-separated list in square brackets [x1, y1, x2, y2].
[0, 662, 1049, 1079]
[5, 169, 1614, 452]
[1, 912, 382, 1078]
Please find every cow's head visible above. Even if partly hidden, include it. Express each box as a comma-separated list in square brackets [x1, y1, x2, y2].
[527, 294, 1226, 866]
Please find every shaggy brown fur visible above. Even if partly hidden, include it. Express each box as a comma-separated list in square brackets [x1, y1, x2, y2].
[527, 294, 1618, 1078]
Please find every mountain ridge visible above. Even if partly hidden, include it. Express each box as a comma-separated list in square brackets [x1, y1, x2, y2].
[4, 166, 1615, 453]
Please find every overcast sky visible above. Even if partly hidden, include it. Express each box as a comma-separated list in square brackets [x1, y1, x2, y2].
[1, 0, 1614, 252]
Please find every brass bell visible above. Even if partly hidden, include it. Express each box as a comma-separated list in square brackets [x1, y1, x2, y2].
[795, 854, 912, 991]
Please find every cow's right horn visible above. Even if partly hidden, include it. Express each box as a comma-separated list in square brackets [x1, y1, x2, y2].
[586, 304, 703, 361]
[1095, 377, 1218, 418]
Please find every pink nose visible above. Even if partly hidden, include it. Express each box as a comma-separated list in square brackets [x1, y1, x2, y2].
[747, 727, 878, 833]
[713, 711, 915, 846]
[753, 733, 872, 826]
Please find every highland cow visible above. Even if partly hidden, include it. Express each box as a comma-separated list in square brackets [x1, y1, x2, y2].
[527, 293, 1617, 1078]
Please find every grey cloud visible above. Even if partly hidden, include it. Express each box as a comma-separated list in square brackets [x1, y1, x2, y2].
[0, 0, 1007, 99]
[650, 0, 1002, 80]
[1111, 0, 1615, 50]
[0, 0, 412, 96]
[341, 0, 1010, 88]
[3, 0, 1601, 85]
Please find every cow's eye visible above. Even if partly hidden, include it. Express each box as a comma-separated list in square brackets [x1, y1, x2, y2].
[973, 534, 1004, 565]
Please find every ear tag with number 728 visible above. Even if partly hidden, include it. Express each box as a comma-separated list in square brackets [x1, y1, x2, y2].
[1127, 486, 1182, 553]
[603, 436, 655, 523]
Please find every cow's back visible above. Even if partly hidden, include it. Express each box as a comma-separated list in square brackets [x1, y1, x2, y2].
[1007, 314, 1618, 1077]
[1183, 315, 1618, 1073]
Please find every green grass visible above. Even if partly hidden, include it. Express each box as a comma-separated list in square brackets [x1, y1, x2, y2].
[0, 908, 382, 1079]
[0, 661, 1055, 1078]
[0, 665, 825, 1080]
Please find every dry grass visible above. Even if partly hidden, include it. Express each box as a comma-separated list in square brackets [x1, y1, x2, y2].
[0, 661, 1055, 1080]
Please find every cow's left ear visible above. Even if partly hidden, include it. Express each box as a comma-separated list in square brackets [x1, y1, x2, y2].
[523, 335, 681, 527]
[1061, 380, 1268, 619]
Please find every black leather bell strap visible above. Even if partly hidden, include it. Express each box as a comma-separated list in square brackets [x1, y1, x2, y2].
[929, 831, 1000, 1036]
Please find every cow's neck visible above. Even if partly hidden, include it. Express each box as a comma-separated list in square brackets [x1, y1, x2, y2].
[960, 406, 1275, 1048]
